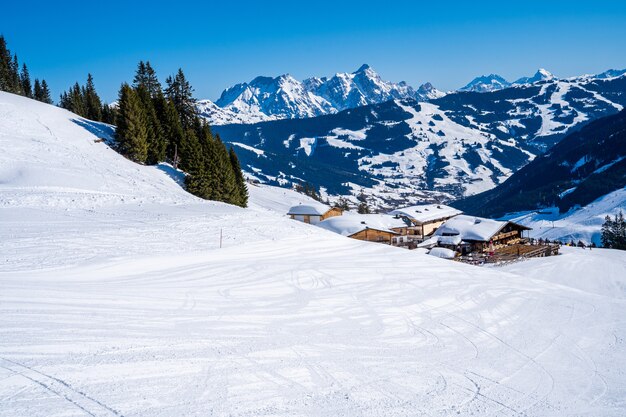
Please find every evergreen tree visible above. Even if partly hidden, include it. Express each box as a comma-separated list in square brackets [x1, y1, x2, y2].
[116, 83, 149, 163]
[20, 63, 32, 98]
[39, 79, 52, 104]
[100, 103, 117, 125]
[601, 211, 626, 250]
[0, 35, 12, 92]
[229, 146, 248, 207]
[136, 85, 166, 164]
[133, 61, 161, 97]
[165, 68, 196, 128]
[33, 78, 42, 101]
[10, 54, 21, 94]
[333, 197, 351, 211]
[154, 91, 184, 164]
[84, 73, 102, 121]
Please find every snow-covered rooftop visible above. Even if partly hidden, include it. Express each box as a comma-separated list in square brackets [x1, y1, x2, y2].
[389, 204, 462, 224]
[318, 214, 404, 237]
[287, 202, 331, 216]
[434, 215, 508, 242]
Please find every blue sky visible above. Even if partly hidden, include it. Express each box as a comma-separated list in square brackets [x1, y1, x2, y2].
[2, 0, 626, 102]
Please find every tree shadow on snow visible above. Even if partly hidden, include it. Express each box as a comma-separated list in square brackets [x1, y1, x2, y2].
[71, 118, 116, 145]
[156, 163, 186, 187]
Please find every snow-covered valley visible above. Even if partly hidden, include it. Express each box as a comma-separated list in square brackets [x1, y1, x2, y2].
[1, 92, 626, 416]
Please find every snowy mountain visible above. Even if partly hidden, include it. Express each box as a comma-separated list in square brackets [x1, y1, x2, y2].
[513, 68, 555, 85]
[454, 108, 626, 242]
[460, 74, 511, 92]
[198, 65, 444, 125]
[215, 71, 626, 207]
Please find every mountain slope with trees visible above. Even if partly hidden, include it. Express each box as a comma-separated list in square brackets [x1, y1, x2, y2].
[453, 109, 626, 218]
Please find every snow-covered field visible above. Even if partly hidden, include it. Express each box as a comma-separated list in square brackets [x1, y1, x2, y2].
[1, 92, 626, 416]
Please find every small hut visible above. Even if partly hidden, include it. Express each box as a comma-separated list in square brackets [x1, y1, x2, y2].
[287, 203, 343, 225]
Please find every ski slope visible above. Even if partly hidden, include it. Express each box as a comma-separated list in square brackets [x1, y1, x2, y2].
[1, 92, 626, 416]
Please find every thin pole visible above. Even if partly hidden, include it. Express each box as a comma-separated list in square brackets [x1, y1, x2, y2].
[220, 228, 223, 248]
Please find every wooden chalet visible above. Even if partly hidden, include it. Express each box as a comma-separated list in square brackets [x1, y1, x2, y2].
[317, 214, 406, 244]
[388, 204, 462, 240]
[431, 215, 531, 254]
[287, 203, 343, 225]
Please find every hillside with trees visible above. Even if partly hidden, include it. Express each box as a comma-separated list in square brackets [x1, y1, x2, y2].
[453, 109, 626, 218]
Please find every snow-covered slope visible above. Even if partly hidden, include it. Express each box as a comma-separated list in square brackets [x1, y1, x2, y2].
[198, 65, 443, 125]
[2, 92, 626, 416]
[503, 187, 626, 246]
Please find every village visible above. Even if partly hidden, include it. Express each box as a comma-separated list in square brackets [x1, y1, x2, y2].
[287, 201, 560, 265]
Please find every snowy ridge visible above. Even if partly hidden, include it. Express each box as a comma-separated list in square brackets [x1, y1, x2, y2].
[198, 64, 444, 125]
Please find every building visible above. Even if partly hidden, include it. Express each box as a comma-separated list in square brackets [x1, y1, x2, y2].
[317, 214, 406, 244]
[388, 204, 462, 240]
[287, 203, 343, 225]
[430, 214, 531, 253]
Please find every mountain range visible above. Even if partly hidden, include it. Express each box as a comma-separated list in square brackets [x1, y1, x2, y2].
[197, 65, 444, 125]
[212, 68, 626, 207]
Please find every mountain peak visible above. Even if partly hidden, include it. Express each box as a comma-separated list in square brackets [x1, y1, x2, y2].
[514, 68, 556, 85]
[460, 74, 511, 93]
[354, 64, 372, 73]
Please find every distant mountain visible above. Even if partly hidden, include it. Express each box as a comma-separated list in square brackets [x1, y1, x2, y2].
[198, 65, 444, 125]
[513, 68, 555, 85]
[214, 72, 626, 207]
[453, 109, 626, 218]
[594, 68, 626, 79]
[460, 74, 511, 92]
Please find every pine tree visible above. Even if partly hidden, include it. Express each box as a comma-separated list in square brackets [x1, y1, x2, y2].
[165, 68, 196, 128]
[154, 92, 184, 164]
[136, 85, 165, 164]
[601, 215, 614, 248]
[20, 63, 32, 98]
[214, 134, 238, 204]
[133, 61, 161, 97]
[33, 78, 42, 101]
[84, 73, 102, 121]
[10, 54, 22, 94]
[40, 79, 52, 104]
[228, 146, 248, 207]
[100, 103, 117, 125]
[0, 35, 12, 92]
[116, 83, 149, 163]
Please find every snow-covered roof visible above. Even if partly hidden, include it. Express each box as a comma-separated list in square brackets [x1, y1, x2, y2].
[287, 202, 331, 216]
[433, 215, 507, 242]
[428, 247, 456, 259]
[389, 204, 462, 224]
[318, 214, 403, 237]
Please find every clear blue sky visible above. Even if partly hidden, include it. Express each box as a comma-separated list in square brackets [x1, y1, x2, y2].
[2, 0, 626, 102]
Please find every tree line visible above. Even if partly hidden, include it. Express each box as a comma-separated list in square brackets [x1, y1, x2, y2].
[0, 35, 52, 104]
[113, 62, 247, 207]
[601, 211, 626, 250]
